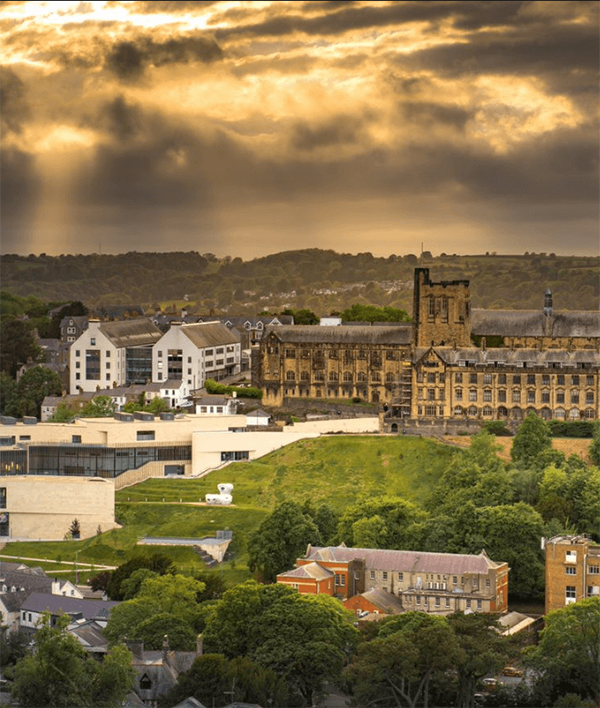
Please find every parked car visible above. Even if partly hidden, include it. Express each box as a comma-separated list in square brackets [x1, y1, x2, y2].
[503, 666, 524, 677]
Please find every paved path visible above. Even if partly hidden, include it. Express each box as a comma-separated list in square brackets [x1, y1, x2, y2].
[0, 553, 117, 570]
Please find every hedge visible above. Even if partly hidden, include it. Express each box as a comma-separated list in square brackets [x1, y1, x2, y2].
[547, 420, 594, 438]
[204, 378, 263, 399]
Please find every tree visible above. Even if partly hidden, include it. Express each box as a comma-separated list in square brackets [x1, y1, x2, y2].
[247, 501, 321, 582]
[9, 366, 62, 418]
[0, 371, 18, 416]
[11, 613, 135, 707]
[527, 598, 600, 705]
[159, 654, 290, 708]
[511, 413, 552, 469]
[446, 612, 508, 708]
[589, 422, 600, 467]
[340, 303, 411, 323]
[106, 553, 176, 600]
[104, 574, 206, 651]
[81, 395, 116, 418]
[347, 612, 460, 708]
[49, 401, 77, 422]
[69, 519, 81, 540]
[336, 496, 426, 550]
[0, 318, 42, 377]
[203, 582, 357, 706]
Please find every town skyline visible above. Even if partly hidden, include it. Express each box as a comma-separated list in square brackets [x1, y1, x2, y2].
[1, 1, 598, 258]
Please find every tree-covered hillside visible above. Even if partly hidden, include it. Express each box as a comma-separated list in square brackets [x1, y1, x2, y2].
[1, 250, 598, 315]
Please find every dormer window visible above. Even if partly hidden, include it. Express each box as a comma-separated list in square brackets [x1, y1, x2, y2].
[257, 322, 264, 330]
[139, 674, 152, 690]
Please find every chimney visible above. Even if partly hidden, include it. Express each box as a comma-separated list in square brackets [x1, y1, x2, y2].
[543, 289, 553, 317]
[124, 639, 144, 660]
[162, 635, 169, 665]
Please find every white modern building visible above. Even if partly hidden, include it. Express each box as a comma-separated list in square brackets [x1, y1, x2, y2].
[152, 322, 241, 390]
[69, 319, 162, 394]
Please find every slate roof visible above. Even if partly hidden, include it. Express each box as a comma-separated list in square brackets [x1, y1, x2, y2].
[22, 592, 119, 620]
[173, 699, 208, 708]
[264, 325, 412, 345]
[359, 587, 405, 614]
[471, 309, 600, 338]
[0, 590, 31, 612]
[418, 347, 600, 368]
[306, 546, 502, 574]
[67, 619, 109, 652]
[221, 315, 294, 327]
[99, 319, 162, 348]
[179, 322, 241, 348]
[0, 566, 52, 594]
[278, 562, 334, 581]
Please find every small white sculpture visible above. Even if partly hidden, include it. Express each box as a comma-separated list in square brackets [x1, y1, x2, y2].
[205, 483, 234, 505]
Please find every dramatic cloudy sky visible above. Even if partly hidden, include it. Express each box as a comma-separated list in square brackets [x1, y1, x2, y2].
[1, 1, 598, 258]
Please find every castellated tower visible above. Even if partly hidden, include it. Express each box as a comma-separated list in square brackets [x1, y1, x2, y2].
[412, 268, 471, 348]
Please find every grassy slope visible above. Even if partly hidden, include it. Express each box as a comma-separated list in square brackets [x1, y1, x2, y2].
[1, 436, 458, 583]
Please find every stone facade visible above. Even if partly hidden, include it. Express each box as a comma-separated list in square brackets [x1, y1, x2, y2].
[544, 535, 600, 614]
[255, 269, 600, 429]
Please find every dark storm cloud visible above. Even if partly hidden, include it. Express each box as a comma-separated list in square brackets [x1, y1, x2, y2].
[0, 67, 30, 134]
[106, 35, 223, 80]
[400, 23, 599, 79]
[401, 102, 470, 130]
[291, 114, 370, 151]
[213, 1, 531, 41]
[100, 96, 143, 141]
[0, 147, 41, 251]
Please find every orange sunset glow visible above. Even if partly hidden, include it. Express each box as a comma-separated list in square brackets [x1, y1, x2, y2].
[1, 0, 598, 257]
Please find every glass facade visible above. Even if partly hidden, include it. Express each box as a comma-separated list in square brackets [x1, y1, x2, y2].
[126, 347, 153, 385]
[0, 444, 191, 478]
[86, 350, 101, 380]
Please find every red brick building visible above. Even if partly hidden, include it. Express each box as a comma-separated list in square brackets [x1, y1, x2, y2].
[544, 535, 600, 614]
[277, 544, 509, 615]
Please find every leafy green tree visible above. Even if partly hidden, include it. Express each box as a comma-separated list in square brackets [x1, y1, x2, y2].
[0, 371, 18, 416]
[0, 628, 29, 667]
[194, 572, 227, 603]
[12, 366, 62, 418]
[159, 654, 290, 708]
[204, 582, 357, 706]
[119, 568, 158, 600]
[0, 318, 42, 377]
[11, 613, 134, 708]
[81, 395, 116, 418]
[347, 612, 460, 708]
[146, 396, 169, 414]
[429, 431, 513, 513]
[341, 303, 411, 322]
[527, 598, 600, 705]
[104, 574, 206, 651]
[248, 501, 321, 582]
[282, 308, 319, 324]
[589, 422, 600, 467]
[49, 401, 77, 422]
[106, 553, 175, 600]
[511, 413, 552, 469]
[337, 496, 426, 549]
[447, 612, 508, 708]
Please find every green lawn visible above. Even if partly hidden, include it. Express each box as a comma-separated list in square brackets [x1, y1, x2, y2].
[1, 436, 458, 584]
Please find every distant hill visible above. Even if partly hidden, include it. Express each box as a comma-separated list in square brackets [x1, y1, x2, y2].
[1, 250, 598, 315]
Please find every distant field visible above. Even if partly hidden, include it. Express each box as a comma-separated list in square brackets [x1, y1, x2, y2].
[1, 436, 458, 582]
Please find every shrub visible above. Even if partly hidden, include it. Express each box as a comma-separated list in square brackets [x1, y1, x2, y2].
[482, 421, 512, 436]
[547, 421, 594, 438]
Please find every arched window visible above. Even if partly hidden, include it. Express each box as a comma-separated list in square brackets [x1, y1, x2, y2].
[386, 372, 395, 383]
[511, 407, 523, 420]
[329, 371, 338, 382]
[372, 392, 380, 403]
[285, 371, 295, 381]
[569, 408, 580, 420]
[453, 405, 464, 416]
[540, 407, 552, 420]
[554, 407, 565, 420]
[468, 406, 478, 417]
[314, 371, 324, 382]
[300, 371, 309, 381]
[391, 423, 398, 433]
[584, 408, 596, 419]
[482, 406, 493, 417]
[358, 372, 367, 382]
[343, 371, 353, 382]
[498, 406, 508, 418]
[372, 372, 381, 382]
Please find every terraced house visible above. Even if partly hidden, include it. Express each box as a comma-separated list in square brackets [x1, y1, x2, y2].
[256, 269, 600, 430]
